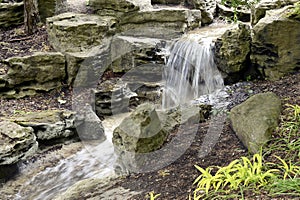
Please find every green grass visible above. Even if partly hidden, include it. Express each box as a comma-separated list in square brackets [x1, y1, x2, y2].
[190, 103, 300, 199]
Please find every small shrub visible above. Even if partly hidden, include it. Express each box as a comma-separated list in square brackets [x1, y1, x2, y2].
[192, 152, 278, 199]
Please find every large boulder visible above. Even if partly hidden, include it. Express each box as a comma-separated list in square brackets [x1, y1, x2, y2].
[251, 0, 298, 25]
[46, 13, 117, 52]
[251, 5, 300, 80]
[0, 52, 65, 98]
[0, 2, 24, 28]
[0, 121, 38, 165]
[112, 103, 168, 153]
[230, 92, 281, 154]
[6, 110, 79, 140]
[112, 103, 206, 173]
[214, 23, 252, 83]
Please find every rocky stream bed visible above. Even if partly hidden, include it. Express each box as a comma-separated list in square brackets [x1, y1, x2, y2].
[0, 0, 300, 199]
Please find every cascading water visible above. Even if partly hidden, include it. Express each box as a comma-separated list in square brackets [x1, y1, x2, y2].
[162, 35, 224, 109]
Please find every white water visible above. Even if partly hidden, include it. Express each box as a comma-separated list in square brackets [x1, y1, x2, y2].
[13, 113, 129, 200]
[162, 35, 224, 109]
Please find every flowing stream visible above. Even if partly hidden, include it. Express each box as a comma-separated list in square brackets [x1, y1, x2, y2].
[1, 24, 236, 199]
[10, 113, 129, 200]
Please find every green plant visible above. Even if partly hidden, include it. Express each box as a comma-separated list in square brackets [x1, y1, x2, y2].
[192, 153, 278, 199]
[221, 0, 260, 22]
[147, 191, 160, 200]
[286, 1, 300, 20]
[268, 178, 300, 196]
[274, 155, 300, 179]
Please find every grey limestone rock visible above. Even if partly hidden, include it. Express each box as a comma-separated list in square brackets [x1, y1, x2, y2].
[230, 92, 282, 153]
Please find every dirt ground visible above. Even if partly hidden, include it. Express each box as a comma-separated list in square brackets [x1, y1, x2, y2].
[0, 25, 300, 199]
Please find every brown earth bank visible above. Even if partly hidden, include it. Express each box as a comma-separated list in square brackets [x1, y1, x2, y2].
[0, 25, 300, 199]
[112, 73, 300, 200]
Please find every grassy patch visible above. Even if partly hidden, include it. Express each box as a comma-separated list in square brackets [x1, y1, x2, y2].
[190, 103, 300, 199]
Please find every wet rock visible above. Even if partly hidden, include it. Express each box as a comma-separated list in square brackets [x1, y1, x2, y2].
[118, 8, 201, 39]
[75, 105, 105, 141]
[0, 2, 23, 28]
[70, 41, 112, 88]
[251, 0, 298, 25]
[46, 12, 117, 52]
[112, 103, 207, 173]
[251, 5, 300, 80]
[53, 176, 140, 200]
[214, 23, 252, 83]
[110, 35, 165, 73]
[113, 103, 167, 153]
[230, 92, 281, 154]
[94, 62, 164, 116]
[6, 110, 79, 140]
[95, 79, 137, 116]
[1, 52, 65, 98]
[0, 121, 38, 165]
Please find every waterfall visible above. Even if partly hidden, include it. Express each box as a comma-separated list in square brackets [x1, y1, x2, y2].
[162, 35, 224, 109]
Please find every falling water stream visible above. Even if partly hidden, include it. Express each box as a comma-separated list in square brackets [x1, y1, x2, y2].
[1, 25, 234, 199]
[162, 34, 224, 109]
[12, 113, 129, 200]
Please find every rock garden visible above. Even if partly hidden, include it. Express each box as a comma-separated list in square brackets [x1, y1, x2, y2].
[0, 0, 299, 199]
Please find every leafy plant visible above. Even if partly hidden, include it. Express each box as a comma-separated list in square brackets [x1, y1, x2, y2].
[274, 155, 300, 179]
[268, 178, 300, 196]
[147, 191, 160, 200]
[192, 152, 278, 199]
[221, 0, 260, 22]
[190, 104, 300, 199]
[286, 1, 300, 20]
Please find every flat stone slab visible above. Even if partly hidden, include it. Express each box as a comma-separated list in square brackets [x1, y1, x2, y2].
[46, 13, 117, 52]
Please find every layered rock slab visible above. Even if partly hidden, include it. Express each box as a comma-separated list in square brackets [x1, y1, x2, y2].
[118, 8, 201, 38]
[46, 13, 117, 52]
[0, 121, 37, 165]
[6, 110, 78, 140]
[0, 52, 65, 98]
[0, 2, 24, 28]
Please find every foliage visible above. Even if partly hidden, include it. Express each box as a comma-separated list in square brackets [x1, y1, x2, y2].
[286, 1, 300, 20]
[191, 152, 278, 199]
[221, 0, 260, 22]
[268, 178, 300, 196]
[191, 104, 300, 199]
[147, 191, 160, 200]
